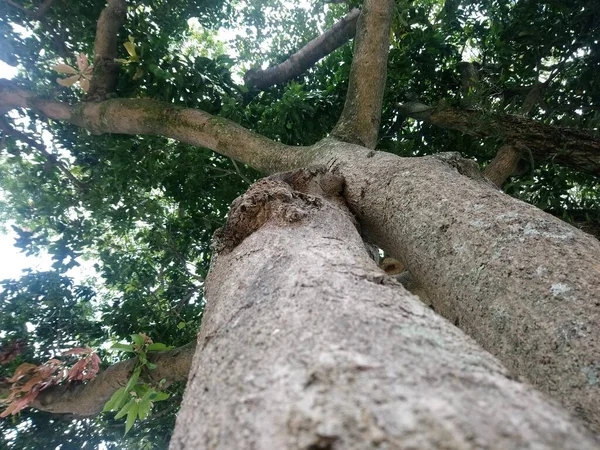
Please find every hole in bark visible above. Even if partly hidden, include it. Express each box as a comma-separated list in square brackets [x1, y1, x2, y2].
[307, 436, 337, 450]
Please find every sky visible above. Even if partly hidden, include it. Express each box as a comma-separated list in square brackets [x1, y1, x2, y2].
[0, 60, 55, 281]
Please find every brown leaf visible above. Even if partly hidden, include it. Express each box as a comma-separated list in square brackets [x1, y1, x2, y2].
[56, 75, 80, 87]
[6, 363, 37, 383]
[79, 77, 90, 92]
[77, 53, 89, 71]
[51, 63, 78, 74]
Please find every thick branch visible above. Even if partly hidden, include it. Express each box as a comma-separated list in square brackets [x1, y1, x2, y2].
[398, 102, 600, 176]
[0, 81, 310, 174]
[244, 8, 360, 90]
[0, 342, 195, 417]
[0, 117, 87, 191]
[331, 0, 394, 149]
[87, 0, 127, 100]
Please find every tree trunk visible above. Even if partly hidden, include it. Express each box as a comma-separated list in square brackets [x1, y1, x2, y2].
[317, 140, 600, 431]
[170, 169, 598, 449]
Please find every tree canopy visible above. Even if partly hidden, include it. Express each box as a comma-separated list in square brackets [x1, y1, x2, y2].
[0, 0, 598, 448]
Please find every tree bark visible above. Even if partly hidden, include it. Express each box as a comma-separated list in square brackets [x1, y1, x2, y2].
[3, 82, 600, 431]
[332, 0, 394, 149]
[170, 169, 598, 449]
[483, 143, 523, 186]
[87, 0, 127, 100]
[316, 140, 600, 431]
[397, 102, 600, 177]
[244, 9, 360, 90]
[0, 343, 195, 417]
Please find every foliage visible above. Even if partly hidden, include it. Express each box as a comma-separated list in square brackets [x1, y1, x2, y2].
[103, 334, 172, 435]
[0, 0, 598, 447]
[1, 348, 100, 418]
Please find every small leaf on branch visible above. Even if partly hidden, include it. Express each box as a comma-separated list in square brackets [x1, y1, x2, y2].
[125, 403, 138, 434]
[80, 78, 90, 92]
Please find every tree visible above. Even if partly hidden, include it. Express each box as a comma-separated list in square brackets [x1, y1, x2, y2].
[0, 0, 599, 448]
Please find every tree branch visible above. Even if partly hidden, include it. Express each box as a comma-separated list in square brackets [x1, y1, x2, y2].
[0, 81, 311, 174]
[331, 0, 395, 149]
[32, 0, 58, 20]
[0, 342, 195, 417]
[483, 143, 522, 186]
[87, 0, 127, 100]
[397, 101, 600, 177]
[1, 0, 58, 20]
[0, 117, 87, 191]
[244, 8, 360, 90]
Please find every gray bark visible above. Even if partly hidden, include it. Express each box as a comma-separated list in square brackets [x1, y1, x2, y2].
[332, 0, 394, 149]
[397, 102, 600, 177]
[244, 9, 360, 90]
[316, 140, 600, 431]
[170, 169, 598, 449]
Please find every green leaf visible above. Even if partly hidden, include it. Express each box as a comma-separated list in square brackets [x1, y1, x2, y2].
[152, 391, 169, 402]
[131, 334, 145, 347]
[114, 398, 135, 419]
[124, 367, 141, 393]
[111, 343, 135, 353]
[177, 321, 186, 330]
[103, 387, 128, 412]
[146, 343, 171, 352]
[146, 362, 157, 370]
[137, 398, 152, 421]
[124, 41, 137, 58]
[125, 403, 139, 434]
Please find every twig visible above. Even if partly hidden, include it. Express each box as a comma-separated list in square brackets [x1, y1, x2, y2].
[230, 158, 252, 185]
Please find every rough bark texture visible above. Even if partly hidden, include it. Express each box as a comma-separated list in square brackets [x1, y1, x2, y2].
[315, 140, 600, 431]
[87, 0, 127, 100]
[483, 143, 522, 186]
[244, 9, 359, 90]
[0, 342, 195, 417]
[170, 169, 598, 449]
[332, 0, 394, 149]
[398, 102, 600, 176]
